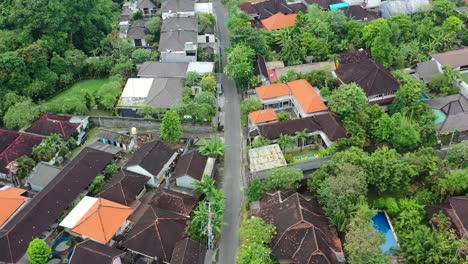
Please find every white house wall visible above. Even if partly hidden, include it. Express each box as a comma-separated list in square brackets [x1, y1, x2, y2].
[176, 175, 198, 189]
[162, 11, 196, 20]
[197, 34, 216, 44]
[161, 52, 197, 63]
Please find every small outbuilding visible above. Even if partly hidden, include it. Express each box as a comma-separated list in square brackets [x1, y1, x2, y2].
[174, 151, 215, 189]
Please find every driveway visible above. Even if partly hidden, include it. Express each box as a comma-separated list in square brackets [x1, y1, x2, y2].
[213, 1, 244, 263]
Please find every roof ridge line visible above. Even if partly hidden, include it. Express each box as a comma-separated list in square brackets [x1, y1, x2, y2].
[81, 242, 115, 258]
[96, 200, 109, 242]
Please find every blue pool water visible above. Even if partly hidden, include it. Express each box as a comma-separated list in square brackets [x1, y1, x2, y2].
[420, 94, 430, 101]
[372, 211, 399, 254]
[433, 109, 447, 124]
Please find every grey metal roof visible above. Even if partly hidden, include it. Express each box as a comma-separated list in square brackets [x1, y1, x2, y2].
[138, 62, 189, 78]
[427, 94, 468, 133]
[27, 162, 61, 190]
[128, 20, 148, 39]
[161, 0, 194, 13]
[137, 0, 157, 9]
[416, 60, 440, 84]
[99, 130, 134, 144]
[380, 0, 430, 18]
[162, 17, 198, 32]
[159, 30, 197, 52]
[88, 141, 124, 154]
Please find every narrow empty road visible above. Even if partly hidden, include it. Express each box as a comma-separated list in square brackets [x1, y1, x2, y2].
[214, 1, 243, 263]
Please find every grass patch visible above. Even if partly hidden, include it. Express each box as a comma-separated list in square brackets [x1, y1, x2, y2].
[48, 79, 111, 105]
[461, 72, 468, 83]
[70, 127, 100, 159]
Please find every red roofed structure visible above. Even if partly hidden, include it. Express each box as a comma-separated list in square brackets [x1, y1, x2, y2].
[25, 113, 81, 140]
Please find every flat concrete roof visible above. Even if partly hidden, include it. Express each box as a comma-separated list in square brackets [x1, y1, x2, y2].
[249, 144, 286, 173]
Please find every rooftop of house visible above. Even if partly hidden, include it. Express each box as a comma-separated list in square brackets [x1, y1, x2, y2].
[432, 47, 468, 68]
[240, 0, 307, 19]
[138, 61, 189, 78]
[0, 129, 19, 153]
[127, 20, 148, 40]
[126, 140, 177, 177]
[249, 108, 279, 124]
[136, 0, 157, 9]
[174, 151, 208, 181]
[335, 54, 400, 97]
[249, 144, 287, 173]
[26, 162, 61, 190]
[0, 148, 114, 263]
[0, 186, 30, 228]
[380, 0, 430, 18]
[426, 94, 468, 133]
[260, 13, 297, 31]
[256, 82, 292, 100]
[159, 30, 197, 52]
[425, 196, 468, 239]
[98, 130, 134, 145]
[161, 0, 194, 13]
[25, 113, 81, 140]
[252, 112, 347, 142]
[70, 240, 125, 264]
[342, 5, 378, 21]
[0, 132, 45, 175]
[60, 196, 133, 244]
[171, 238, 207, 264]
[147, 188, 198, 216]
[254, 191, 344, 263]
[99, 169, 150, 207]
[161, 17, 198, 32]
[416, 60, 440, 84]
[255, 54, 269, 78]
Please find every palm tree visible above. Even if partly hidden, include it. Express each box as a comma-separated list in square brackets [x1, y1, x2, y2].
[195, 175, 216, 197]
[14, 156, 36, 186]
[277, 134, 295, 153]
[295, 129, 309, 152]
[198, 138, 226, 159]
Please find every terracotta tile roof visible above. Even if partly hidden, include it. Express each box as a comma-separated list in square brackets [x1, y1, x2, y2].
[69, 198, 133, 244]
[99, 169, 149, 206]
[0, 130, 19, 153]
[255, 191, 343, 263]
[432, 48, 468, 68]
[171, 238, 206, 264]
[0, 133, 45, 175]
[249, 109, 278, 124]
[261, 13, 297, 31]
[25, 113, 80, 140]
[425, 196, 468, 239]
[0, 148, 114, 263]
[288, 79, 328, 114]
[174, 151, 208, 181]
[256, 83, 291, 99]
[70, 240, 125, 264]
[0, 187, 29, 227]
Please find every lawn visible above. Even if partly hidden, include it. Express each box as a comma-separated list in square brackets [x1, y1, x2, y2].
[461, 72, 468, 83]
[70, 127, 100, 159]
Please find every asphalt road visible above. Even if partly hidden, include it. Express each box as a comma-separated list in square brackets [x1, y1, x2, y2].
[213, 1, 244, 263]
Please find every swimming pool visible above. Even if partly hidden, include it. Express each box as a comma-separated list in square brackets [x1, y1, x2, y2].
[432, 109, 447, 124]
[372, 211, 399, 254]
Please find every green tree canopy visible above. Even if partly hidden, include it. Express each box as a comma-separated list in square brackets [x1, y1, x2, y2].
[160, 110, 183, 142]
[237, 217, 276, 264]
[264, 167, 303, 190]
[198, 138, 226, 158]
[88, 174, 106, 195]
[200, 74, 217, 93]
[32, 134, 68, 162]
[3, 100, 42, 129]
[27, 238, 52, 264]
[328, 83, 368, 122]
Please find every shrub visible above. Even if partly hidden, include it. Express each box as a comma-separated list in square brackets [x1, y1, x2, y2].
[246, 179, 265, 203]
[373, 197, 399, 217]
[264, 167, 303, 190]
[27, 239, 52, 264]
[277, 111, 290, 121]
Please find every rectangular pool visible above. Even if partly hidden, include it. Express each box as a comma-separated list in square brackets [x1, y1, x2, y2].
[372, 211, 399, 254]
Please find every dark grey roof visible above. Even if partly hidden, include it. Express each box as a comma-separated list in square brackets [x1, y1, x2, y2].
[88, 141, 124, 155]
[161, 0, 194, 13]
[159, 31, 197, 52]
[427, 94, 468, 133]
[138, 62, 189, 78]
[27, 162, 61, 190]
[99, 129, 134, 144]
[416, 60, 440, 84]
[342, 6, 378, 21]
[70, 240, 125, 264]
[171, 238, 207, 264]
[126, 140, 176, 176]
[99, 169, 150, 206]
[137, 0, 157, 9]
[145, 78, 185, 108]
[174, 151, 208, 181]
[162, 17, 198, 32]
[128, 20, 148, 39]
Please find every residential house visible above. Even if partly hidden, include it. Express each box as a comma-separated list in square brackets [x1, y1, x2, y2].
[0, 186, 30, 228]
[342, 0, 381, 9]
[249, 108, 279, 128]
[59, 196, 133, 244]
[135, 0, 158, 18]
[0, 148, 114, 263]
[0, 130, 44, 182]
[342, 5, 378, 22]
[380, 0, 430, 18]
[426, 94, 468, 139]
[26, 162, 61, 192]
[125, 140, 178, 187]
[240, 0, 307, 20]
[70, 240, 126, 264]
[116, 77, 185, 117]
[254, 79, 329, 118]
[121, 188, 197, 262]
[25, 113, 89, 141]
[161, 0, 195, 20]
[302, 0, 343, 10]
[98, 129, 137, 151]
[334, 51, 400, 105]
[415, 60, 440, 84]
[260, 13, 297, 31]
[174, 151, 215, 189]
[249, 112, 348, 148]
[171, 238, 207, 264]
[138, 61, 189, 78]
[159, 17, 198, 62]
[99, 169, 150, 207]
[127, 20, 150, 47]
[432, 47, 468, 73]
[425, 196, 468, 239]
[253, 191, 345, 263]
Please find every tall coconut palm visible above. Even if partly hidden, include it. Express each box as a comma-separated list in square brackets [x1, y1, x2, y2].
[295, 129, 309, 152]
[198, 138, 226, 159]
[277, 134, 295, 153]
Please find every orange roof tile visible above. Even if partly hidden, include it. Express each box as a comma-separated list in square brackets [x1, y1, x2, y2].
[249, 109, 278, 124]
[261, 13, 297, 31]
[255, 83, 291, 100]
[71, 198, 133, 244]
[0, 187, 29, 227]
[288, 79, 328, 114]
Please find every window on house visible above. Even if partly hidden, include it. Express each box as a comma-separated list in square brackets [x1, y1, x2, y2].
[135, 39, 142, 47]
[143, 8, 149, 15]
[151, 9, 157, 15]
